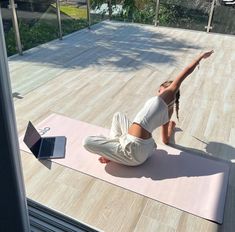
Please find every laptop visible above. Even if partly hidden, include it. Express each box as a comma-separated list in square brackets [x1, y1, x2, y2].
[23, 121, 66, 159]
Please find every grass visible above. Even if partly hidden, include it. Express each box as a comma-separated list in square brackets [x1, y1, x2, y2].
[52, 4, 87, 19]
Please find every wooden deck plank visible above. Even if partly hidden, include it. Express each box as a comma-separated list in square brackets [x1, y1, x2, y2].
[10, 21, 235, 231]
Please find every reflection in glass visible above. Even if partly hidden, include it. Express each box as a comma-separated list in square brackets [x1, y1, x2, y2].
[2, 0, 234, 57]
[158, 0, 210, 31]
[90, 0, 110, 24]
[58, 0, 88, 35]
[1, 1, 17, 56]
[211, 1, 235, 35]
[2, 0, 88, 56]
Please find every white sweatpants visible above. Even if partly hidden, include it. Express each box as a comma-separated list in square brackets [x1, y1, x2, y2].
[83, 112, 156, 166]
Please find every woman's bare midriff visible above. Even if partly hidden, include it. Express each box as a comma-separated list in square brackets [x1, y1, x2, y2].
[128, 123, 152, 139]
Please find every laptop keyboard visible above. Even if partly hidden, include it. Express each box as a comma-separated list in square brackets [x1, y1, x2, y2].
[39, 138, 55, 157]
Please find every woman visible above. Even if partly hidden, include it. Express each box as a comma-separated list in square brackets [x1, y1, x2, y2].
[83, 50, 214, 166]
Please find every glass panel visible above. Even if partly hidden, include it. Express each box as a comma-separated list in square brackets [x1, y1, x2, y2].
[111, 0, 156, 25]
[58, 0, 88, 35]
[159, 0, 211, 31]
[3, 0, 59, 56]
[90, 0, 110, 24]
[211, 1, 235, 35]
[3, 0, 89, 56]
[92, 0, 213, 29]
[131, 0, 156, 24]
[110, 0, 124, 22]
[1, 1, 17, 56]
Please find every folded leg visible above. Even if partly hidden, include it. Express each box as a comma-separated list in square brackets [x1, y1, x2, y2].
[83, 135, 137, 166]
[109, 112, 131, 139]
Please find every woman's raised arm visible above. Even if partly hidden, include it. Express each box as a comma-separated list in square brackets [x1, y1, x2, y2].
[170, 50, 214, 92]
[159, 50, 214, 105]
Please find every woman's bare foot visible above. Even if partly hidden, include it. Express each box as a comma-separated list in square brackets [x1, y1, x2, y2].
[99, 157, 111, 164]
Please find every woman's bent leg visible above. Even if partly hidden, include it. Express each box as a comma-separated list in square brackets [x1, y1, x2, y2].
[83, 135, 135, 165]
[110, 112, 131, 139]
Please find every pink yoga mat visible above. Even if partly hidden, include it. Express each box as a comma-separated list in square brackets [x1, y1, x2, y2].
[19, 114, 230, 223]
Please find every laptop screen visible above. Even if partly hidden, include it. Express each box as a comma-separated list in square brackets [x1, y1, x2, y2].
[23, 121, 41, 156]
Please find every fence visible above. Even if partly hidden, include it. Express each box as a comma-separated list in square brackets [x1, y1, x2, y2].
[1, 0, 234, 56]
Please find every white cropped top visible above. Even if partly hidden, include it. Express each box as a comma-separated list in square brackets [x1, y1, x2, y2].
[133, 96, 169, 133]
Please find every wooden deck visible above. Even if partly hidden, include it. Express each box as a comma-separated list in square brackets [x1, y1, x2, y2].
[9, 21, 235, 231]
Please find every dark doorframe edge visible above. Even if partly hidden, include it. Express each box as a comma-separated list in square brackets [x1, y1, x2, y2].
[0, 7, 30, 231]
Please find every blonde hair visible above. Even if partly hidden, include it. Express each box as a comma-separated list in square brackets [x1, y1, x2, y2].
[160, 81, 180, 121]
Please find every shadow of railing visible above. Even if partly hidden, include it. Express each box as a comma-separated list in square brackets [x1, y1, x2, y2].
[9, 21, 201, 71]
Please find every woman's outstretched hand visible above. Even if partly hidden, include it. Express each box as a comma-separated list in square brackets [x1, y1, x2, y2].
[201, 50, 214, 59]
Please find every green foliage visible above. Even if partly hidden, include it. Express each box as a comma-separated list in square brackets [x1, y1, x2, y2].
[4, 18, 88, 56]
[92, 0, 208, 27]
[61, 18, 88, 35]
[127, 2, 155, 24]
[123, 0, 138, 20]
[20, 21, 58, 50]
[158, 3, 208, 29]
[91, 0, 107, 8]
[159, 4, 178, 24]
[4, 0, 211, 56]
[4, 27, 17, 56]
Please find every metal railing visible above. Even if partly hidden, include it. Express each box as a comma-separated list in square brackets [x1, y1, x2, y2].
[2, 0, 235, 56]
[8, 0, 22, 55]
